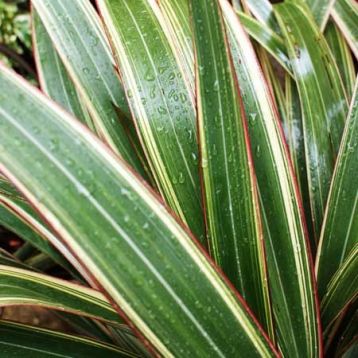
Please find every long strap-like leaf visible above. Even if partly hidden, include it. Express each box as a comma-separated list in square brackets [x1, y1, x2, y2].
[32, 10, 94, 130]
[275, 2, 348, 241]
[321, 245, 358, 330]
[0, 265, 119, 324]
[190, 0, 272, 336]
[0, 193, 86, 281]
[97, 0, 205, 243]
[31, 0, 146, 177]
[325, 21, 356, 101]
[284, 76, 315, 249]
[222, 1, 321, 356]
[332, 0, 358, 59]
[0, 63, 277, 357]
[0, 320, 133, 357]
[316, 80, 358, 298]
[305, 0, 336, 29]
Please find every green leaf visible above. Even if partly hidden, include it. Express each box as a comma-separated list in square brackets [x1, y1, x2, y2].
[97, 0, 205, 243]
[190, 0, 272, 335]
[31, 0, 146, 177]
[275, 2, 348, 241]
[158, 0, 195, 96]
[0, 249, 34, 270]
[222, 1, 321, 356]
[0, 63, 277, 357]
[0, 320, 133, 357]
[316, 80, 358, 298]
[0, 265, 120, 324]
[0, 193, 82, 280]
[32, 10, 94, 130]
[258, 48, 287, 124]
[284, 76, 315, 249]
[304, 0, 335, 29]
[321, 245, 358, 330]
[236, 11, 292, 75]
[325, 21, 356, 101]
[332, 0, 358, 59]
[243, 0, 280, 33]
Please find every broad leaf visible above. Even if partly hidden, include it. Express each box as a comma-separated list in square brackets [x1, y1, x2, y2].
[0, 63, 277, 357]
[305, 0, 335, 29]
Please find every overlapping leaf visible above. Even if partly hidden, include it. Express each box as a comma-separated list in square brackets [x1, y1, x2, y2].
[275, 2, 348, 242]
[222, 1, 320, 355]
[332, 0, 358, 59]
[316, 80, 358, 298]
[97, 0, 205, 243]
[0, 64, 277, 357]
[32, 10, 94, 130]
[0, 320, 132, 357]
[0, 265, 119, 324]
[321, 245, 358, 330]
[325, 21, 356, 100]
[31, 0, 146, 177]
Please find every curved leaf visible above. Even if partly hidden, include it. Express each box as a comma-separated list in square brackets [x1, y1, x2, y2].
[305, 0, 335, 29]
[325, 21, 356, 100]
[32, 10, 94, 130]
[0, 265, 120, 324]
[222, 1, 321, 356]
[236, 11, 292, 75]
[243, 0, 280, 33]
[97, 0, 205, 243]
[0, 320, 133, 357]
[0, 193, 83, 280]
[275, 2, 348, 241]
[332, 0, 358, 59]
[321, 245, 358, 329]
[31, 0, 146, 177]
[316, 80, 358, 298]
[0, 63, 277, 357]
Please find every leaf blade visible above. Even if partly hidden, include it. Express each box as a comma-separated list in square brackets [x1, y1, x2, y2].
[222, 1, 321, 356]
[275, 1, 348, 241]
[97, 0, 205, 243]
[0, 63, 277, 357]
[190, 0, 272, 335]
[316, 80, 358, 298]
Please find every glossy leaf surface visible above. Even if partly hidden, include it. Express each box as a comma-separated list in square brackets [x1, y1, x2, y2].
[97, 0, 205, 243]
[223, 1, 320, 356]
[0, 265, 120, 324]
[32, 10, 94, 130]
[191, 0, 272, 334]
[332, 0, 358, 59]
[275, 2, 348, 240]
[0, 64, 277, 357]
[316, 80, 358, 298]
[31, 0, 145, 176]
